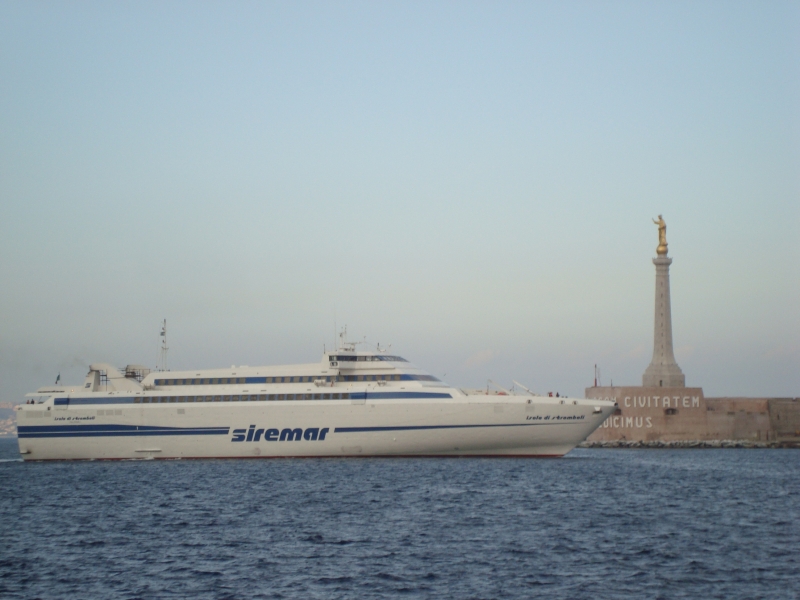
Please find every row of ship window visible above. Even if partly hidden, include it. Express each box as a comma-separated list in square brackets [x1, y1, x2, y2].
[328, 355, 407, 362]
[134, 393, 353, 403]
[154, 376, 336, 386]
[153, 374, 439, 386]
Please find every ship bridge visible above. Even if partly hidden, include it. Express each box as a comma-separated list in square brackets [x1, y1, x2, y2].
[324, 350, 444, 386]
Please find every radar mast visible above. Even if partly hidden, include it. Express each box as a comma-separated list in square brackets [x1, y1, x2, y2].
[159, 319, 168, 372]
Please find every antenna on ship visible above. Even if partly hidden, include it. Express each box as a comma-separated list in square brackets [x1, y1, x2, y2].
[159, 319, 168, 372]
[338, 325, 356, 352]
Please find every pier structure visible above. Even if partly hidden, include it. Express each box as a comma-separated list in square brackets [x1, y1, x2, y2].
[585, 216, 799, 446]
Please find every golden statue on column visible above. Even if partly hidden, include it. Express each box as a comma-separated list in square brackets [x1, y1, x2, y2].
[653, 215, 668, 256]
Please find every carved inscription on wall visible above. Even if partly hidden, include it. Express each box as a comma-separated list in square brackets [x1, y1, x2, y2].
[587, 388, 704, 431]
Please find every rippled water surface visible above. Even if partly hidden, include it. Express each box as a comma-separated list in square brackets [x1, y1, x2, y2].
[0, 438, 797, 599]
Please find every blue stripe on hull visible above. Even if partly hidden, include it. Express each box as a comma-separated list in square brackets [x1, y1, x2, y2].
[334, 422, 559, 433]
[19, 420, 578, 439]
[18, 424, 230, 439]
[363, 392, 452, 399]
[19, 430, 230, 439]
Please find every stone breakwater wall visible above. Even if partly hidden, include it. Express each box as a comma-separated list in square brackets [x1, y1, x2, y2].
[585, 386, 800, 446]
[579, 440, 786, 449]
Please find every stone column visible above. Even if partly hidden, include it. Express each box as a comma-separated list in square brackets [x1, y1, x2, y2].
[642, 255, 685, 387]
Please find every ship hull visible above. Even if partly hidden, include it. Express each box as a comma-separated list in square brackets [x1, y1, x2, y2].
[17, 396, 614, 460]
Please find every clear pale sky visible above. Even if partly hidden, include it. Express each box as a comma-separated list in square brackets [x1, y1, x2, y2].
[1, 1, 798, 401]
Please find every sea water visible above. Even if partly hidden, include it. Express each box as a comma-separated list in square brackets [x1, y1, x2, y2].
[0, 437, 797, 599]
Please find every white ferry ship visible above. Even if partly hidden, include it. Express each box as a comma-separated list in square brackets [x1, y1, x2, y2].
[16, 339, 615, 460]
